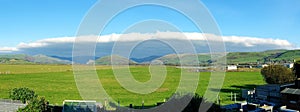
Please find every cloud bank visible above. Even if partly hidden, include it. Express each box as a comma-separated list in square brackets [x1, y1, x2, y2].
[0, 32, 296, 58]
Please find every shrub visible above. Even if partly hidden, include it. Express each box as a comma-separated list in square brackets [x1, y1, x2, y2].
[261, 65, 295, 84]
[9, 87, 37, 104]
[18, 96, 49, 112]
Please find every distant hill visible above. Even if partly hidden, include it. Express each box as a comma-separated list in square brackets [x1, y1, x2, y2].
[50, 56, 72, 61]
[130, 55, 162, 63]
[270, 50, 300, 61]
[154, 54, 212, 66]
[95, 55, 136, 65]
[226, 50, 287, 64]
[0, 58, 34, 64]
[31, 55, 71, 64]
[227, 49, 299, 64]
[0, 54, 71, 64]
[0, 54, 32, 64]
[151, 49, 300, 65]
[1, 49, 299, 65]
[0, 54, 29, 60]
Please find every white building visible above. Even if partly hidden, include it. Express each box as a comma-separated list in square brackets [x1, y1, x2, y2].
[284, 63, 294, 68]
[227, 65, 238, 71]
[262, 64, 269, 68]
[258, 64, 269, 68]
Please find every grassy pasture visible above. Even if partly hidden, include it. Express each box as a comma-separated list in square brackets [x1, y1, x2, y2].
[0, 65, 265, 106]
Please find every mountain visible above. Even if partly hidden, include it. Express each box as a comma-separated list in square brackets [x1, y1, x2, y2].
[226, 50, 287, 64]
[0, 54, 32, 64]
[50, 56, 100, 64]
[0, 54, 29, 60]
[152, 49, 300, 65]
[31, 55, 71, 64]
[95, 55, 136, 65]
[154, 54, 212, 66]
[0, 54, 71, 64]
[270, 50, 300, 61]
[50, 56, 72, 61]
[0, 57, 34, 64]
[226, 49, 299, 64]
[130, 55, 162, 63]
[1, 49, 299, 65]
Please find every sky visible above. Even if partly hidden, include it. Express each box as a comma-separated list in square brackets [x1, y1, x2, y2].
[0, 0, 299, 57]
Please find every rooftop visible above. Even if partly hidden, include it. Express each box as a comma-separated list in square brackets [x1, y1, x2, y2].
[281, 88, 300, 95]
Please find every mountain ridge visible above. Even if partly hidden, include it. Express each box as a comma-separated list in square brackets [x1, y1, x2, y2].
[1, 49, 299, 65]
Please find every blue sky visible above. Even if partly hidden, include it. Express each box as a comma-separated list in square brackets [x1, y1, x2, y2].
[0, 0, 97, 47]
[0, 0, 299, 55]
[203, 0, 300, 46]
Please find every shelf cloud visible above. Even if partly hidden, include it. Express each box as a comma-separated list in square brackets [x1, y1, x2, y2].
[0, 32, 296, 58]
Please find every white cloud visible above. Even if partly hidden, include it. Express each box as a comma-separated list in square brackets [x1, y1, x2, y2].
[221, 36, 293, 48]
[0, 47, 18, 52]
[0, 32, 296, 54]
[17, 37, 75, 48]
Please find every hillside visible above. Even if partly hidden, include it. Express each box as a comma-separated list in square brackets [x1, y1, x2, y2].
[0, 54, 71, 64]
[0, 49, 299, 65]
[0, 58, 34, 64]
[153, 49, 300, 65]
[31, 55, 71, 64]
[95, 55, 136, 65]
[154, 54, 212, 66]
[270, 50, 300, 61]
[227, 50, 299, 64]
[130, 55, 162, 63]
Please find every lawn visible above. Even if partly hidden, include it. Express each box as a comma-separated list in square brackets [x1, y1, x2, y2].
[0, 65, 266, 106]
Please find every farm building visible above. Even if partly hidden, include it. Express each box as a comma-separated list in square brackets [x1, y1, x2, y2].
[227, 65, 237, 71]
[258, 64, 269, 68]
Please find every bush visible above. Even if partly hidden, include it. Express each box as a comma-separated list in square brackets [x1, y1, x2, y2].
[9, 87, 37, 104]
[18, 96, 49, 112]
[261, 65, 295, 84]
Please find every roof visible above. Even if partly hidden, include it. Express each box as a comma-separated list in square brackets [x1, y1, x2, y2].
[0, 100, 26, 112]
[281, 88, 300, 95]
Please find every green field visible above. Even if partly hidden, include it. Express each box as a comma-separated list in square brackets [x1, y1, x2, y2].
[0, 65, 266, 106]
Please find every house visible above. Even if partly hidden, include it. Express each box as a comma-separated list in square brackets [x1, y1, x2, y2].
[258, 64, 269, 68]
[281, 88, 300, 110]
[255, 84, 282, 105]
[63, 100, 102, 112]
[280, 61, 300, 111]
[227, 65, 238, 71]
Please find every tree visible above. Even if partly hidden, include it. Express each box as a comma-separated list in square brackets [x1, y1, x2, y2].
[18, 97, 49, 112]
[293, 60, 300, 77]
[9, 88, 49, 112]
[261, 65, 295, 84]
[9, 87, 37, 104]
